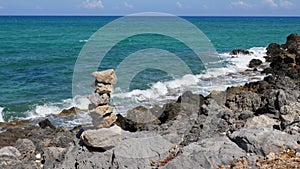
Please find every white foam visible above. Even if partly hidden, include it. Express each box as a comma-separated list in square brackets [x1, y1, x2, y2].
[112, 47, 268, 115]
[0, 107, 4, 122]
[22, 96, 90, 121]
[79, 40, 89, 43]
[5, 47, 268, 125]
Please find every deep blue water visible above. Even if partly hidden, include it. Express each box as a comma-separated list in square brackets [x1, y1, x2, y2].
[0, 16, 300, 121]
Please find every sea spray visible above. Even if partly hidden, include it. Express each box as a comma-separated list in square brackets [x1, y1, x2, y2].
[0, 107, 4, 122]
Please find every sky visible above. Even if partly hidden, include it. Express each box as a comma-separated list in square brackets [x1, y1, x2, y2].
[0, 0, 299, 16]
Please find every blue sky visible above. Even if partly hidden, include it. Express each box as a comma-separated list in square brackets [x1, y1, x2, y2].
[0, 0, 299, 16]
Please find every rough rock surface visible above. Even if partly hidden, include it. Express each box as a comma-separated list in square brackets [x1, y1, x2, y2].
[91, 69, 118, 85]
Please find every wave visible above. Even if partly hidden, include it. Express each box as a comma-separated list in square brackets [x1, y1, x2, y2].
[2, 47, 268, 127]
[0, 107, 4, 122]
[112, 47, 267, 115]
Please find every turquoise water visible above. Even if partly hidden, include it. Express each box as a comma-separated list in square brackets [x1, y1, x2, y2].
[0, 16, 300, 121]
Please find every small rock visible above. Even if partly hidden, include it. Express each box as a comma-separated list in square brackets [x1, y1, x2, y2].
[88, 93, 110, 106]
[80, 125, 122, 149]
[38, 119, 56, 130]
[90, 112, 117, 128]
[91, 105, 114, 116]
[249, 59, 263, 68]
[58, 107, 82, 117]
[91, 69, 118, 85]
[94, 82, 113, 93]
[230, 49, 253, 55]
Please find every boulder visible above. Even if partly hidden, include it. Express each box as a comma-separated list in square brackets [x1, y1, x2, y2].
[163, 136, 246, 169]
[87, 93, 110, 106]
[126, 106, 160, 124]
[80, 125, 122, 149]
[249, 59, 263, 68]
[91, 69, 118, 85]
[229, 127, 299, 156]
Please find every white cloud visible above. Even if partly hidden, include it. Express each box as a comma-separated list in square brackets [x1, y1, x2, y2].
[84, 0, 104, 9]
[263, 0, 294, 8]
[231, 1, 252, 7]
[176, 1, 183, 8]
[263, 0, 278, 8]
[279, 0, 293, 8]
[124, 2, 133, 9]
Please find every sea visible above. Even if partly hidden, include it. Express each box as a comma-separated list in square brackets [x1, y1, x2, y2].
[0, 16, 300, 126]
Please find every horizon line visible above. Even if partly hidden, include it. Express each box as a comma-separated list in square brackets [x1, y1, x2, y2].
[0, 14, 300, 17]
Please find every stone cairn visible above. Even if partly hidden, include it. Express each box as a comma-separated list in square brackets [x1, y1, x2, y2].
[87, 69, 118, 128]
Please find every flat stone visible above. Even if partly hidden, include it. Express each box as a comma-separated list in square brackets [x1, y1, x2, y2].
[80, 125, 122, 149]
[245, 115, 279, 128]
[91, 69, 117, 85]
[88, 93, 110, 106]
[229, 127, 299, 156]
[94, 82, 113, 94]
[91, 105, 114, 116]
[91, 112, 117, 128]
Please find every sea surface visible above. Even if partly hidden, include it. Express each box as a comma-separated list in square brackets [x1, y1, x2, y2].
[0, 16, 300, 125]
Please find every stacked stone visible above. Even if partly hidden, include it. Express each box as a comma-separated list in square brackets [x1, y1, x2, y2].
[87, 69, 118, 128]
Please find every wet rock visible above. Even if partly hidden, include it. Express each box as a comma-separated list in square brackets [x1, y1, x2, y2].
[229, 127, 299, 156]
[87, 93, 110, 106]
[80, 125, 122, 149]
[58, 107, 82, 117]
[38, 118, 56, 130]
[249, 59, 263, 68]
[91, 69, 118, 85]
[230, 49, 253, 55]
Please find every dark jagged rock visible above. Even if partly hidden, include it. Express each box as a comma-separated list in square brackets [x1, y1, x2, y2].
[249, 59, 263, 68]
[38, 118, 56, 130]
[230, 49, 254, 55]
[266, 33, 300, 79]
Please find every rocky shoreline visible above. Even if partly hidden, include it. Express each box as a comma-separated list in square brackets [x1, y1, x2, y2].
[1, 34, 300, 169]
